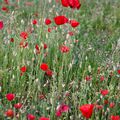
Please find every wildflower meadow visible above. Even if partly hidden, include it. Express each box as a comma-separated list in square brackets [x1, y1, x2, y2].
[0, 0, 120, 120]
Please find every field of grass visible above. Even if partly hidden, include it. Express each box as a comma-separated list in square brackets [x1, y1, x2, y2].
[0, 0, 120, 120]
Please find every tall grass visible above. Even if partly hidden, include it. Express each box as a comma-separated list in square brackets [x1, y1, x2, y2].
[0, 0, 120, 119]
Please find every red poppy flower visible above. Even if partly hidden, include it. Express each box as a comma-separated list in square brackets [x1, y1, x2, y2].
[39, 94, 46, 100]
[40, 63, 49, 71]
[59, 104, 70, 112]
[48, 28, 52, 32]
[100, 90, 109, 96]
[75, 0, 81, 9]
[44, 43, 47, 49]
[45, 18, 52, 25]
[61, 0, 81, 9]
[85, 75, 91, 81]
[70, 20, 79, 28]
[79, 104, 94, 119]
[35, 44, 40, 54]
[68, 31, 74, 36]
[1, 6, 8, 12]
[27, 114, 36, 120]
[6, 93, 15, 101]
[10, 38, 14, 42]
[0, 21, 4, 30]
[46, 69, 53, 77]
[61, 0, 69, 7]
[35, 44, 40, 51]
[32, 19, 37, 25]
[56, 110, 62, 117]
[4, 0, 9, 4]
[70, 0, 81, 9]
[14, 103, 22, 109]
[5, 109, 14, 118]
[60, 45, 70, 53]
[20, 72, 24, 76]
[20, 66, 27, 73]
[56, 104, 70, 117]
[20, 32, 28, 39]
[104, 99, 109, 105]
[54, 16, 68, 25]
[39, 117, 50, 120]
[117, 69, 120, 74]
[100, 75, 105, 81]
[109, 102, 115, 108]
[111, 115, 120, 120]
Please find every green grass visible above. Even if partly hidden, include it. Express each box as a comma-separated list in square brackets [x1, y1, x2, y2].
[0, 0, 120, 120]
